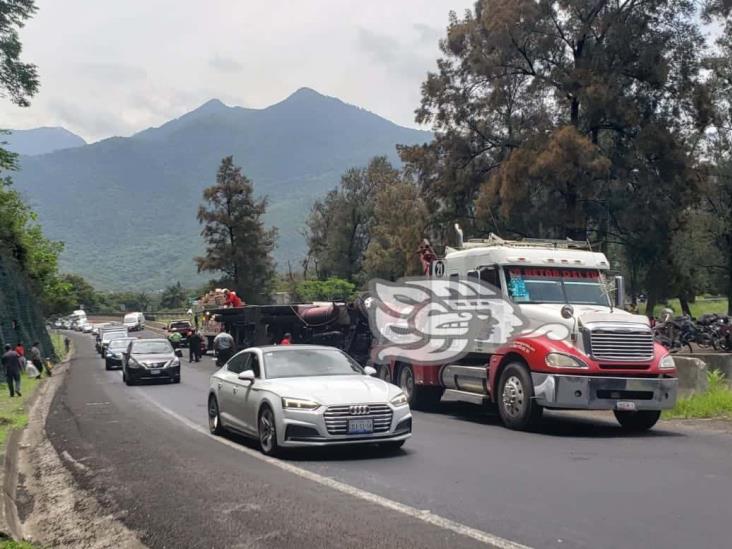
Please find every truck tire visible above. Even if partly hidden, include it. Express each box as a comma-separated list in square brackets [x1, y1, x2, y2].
[497, 362, 543, 430]
[398, 364, 443, 411]
[613, 410, 661, 432]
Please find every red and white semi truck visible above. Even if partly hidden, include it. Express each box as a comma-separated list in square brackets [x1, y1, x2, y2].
[375, 231, 678, 432]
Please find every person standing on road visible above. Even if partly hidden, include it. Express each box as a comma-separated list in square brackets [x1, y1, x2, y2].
[64, 336, 70, 354]
[213, 328, 235, 366]
[30, 342, 45, 378]
[188, 330, 202, 363]
[1, 344, 22, 397]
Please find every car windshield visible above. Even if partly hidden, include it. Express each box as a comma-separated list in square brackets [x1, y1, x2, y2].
[131, 340, 172, 354]
[103, 331, 127, 341]
[109, 339, 133, 350]
[264, 349, 363, 379]
[505, 267, 610, 306]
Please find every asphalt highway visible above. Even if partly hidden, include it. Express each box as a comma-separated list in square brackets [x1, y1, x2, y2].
[44, 330, 732, 548]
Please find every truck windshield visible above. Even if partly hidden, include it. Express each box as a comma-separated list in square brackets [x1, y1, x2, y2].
[504, 267, 610, 306]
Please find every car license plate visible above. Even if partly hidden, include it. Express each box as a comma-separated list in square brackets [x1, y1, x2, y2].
[150, 369, 160, 375]
[348, 418, 373, 434]
[616, 401, 636, 411]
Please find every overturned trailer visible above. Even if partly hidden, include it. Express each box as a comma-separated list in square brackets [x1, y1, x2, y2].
[207, 301, 374, 365]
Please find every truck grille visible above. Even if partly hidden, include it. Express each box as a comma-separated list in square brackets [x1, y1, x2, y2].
[323, 404, 393, 435]
[589, 328, 654, 362]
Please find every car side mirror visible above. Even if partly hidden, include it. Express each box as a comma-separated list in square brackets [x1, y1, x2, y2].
[238, 370, 255, 383]
[364, 366, 377, 376]
[175, 349, 183, 358]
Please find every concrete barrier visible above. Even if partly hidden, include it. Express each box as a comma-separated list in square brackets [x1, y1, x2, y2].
[673, 353, 732, 394]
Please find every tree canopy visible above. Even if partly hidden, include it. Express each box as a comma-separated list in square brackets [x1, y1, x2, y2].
[196, 156, 277, 304]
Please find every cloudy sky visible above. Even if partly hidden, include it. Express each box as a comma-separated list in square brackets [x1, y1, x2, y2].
[0, 0, 474, 142]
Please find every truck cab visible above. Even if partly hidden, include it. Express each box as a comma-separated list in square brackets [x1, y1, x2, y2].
[391, 233, 677, 432]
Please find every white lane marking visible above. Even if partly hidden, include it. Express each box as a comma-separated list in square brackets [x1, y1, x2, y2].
[136, 392, 531, 549]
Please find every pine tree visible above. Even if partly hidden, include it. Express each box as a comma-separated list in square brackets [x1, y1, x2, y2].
[195, 157, 277, 304]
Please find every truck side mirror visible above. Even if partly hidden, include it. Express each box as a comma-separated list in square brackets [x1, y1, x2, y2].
[614, 275, 626, 309]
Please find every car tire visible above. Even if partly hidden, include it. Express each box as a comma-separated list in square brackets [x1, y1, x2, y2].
[124, 371, 135, 386]
[398, 364, 443, 411]
[613, 410, 661, 432]
[258, 405, 280, 457]
[208, 395, 225, 435]
[497, 362, 543, 431]
[105, 361, 111, 371]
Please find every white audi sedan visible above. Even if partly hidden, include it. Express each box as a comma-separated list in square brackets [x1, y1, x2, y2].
[207, 345, 412, 456]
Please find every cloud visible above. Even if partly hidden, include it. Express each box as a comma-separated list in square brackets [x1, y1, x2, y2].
[209, 55, 244, 73]
[76, 63, 148, 83]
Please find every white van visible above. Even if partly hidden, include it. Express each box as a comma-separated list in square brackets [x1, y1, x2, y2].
[123, 312, 145, 332]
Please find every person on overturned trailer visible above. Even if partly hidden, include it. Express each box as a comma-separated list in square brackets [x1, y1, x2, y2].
[207, 345, 412, 456]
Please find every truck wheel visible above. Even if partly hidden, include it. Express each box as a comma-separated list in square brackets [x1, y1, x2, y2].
[398, 364, 443, 411]
[613, 410, 661, 432]
[497, 362, 542, 430]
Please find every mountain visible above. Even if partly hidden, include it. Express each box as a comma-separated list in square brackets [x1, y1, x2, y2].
[3, 127, 86, 156]
[12, 88, 431, 291]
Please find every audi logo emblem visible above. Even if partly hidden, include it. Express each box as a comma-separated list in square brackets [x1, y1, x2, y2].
[349, 405, 370, 415]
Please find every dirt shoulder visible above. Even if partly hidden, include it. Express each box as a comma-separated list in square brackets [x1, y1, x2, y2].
[14, 361, 145, 548]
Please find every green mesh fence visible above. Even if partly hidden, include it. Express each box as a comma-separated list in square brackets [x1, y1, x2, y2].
[0, 254, 55, 382]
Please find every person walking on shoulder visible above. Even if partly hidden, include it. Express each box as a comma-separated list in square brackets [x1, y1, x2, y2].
[1, 344, 22, 397]
[30, 342, 46, 378]
[15, 342, 26, 371]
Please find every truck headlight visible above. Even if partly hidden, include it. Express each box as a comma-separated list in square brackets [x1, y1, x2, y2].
[281, 397, 320, 410]
[659, 354, 676, 370]
[545, 352, 589, 369]
[390, 392, 408, 407]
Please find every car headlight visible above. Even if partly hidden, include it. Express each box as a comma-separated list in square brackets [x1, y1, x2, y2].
[281, 397, 320, 410]
[168, 358, 180, 368]
[128, 357, 142, 369]
[545, 352, 589, 369]
[390, 392, 408, 407]
[659, 354, 676, 370]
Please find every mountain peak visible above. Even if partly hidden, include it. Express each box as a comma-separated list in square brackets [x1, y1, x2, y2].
[192, 98, 228, 114]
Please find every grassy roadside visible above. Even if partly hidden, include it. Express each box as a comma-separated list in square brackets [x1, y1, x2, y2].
[0, 540, 43, 548]
[641, 297, 729, 318]
[0, 331, 65, 446]
[663, 371, 732, 420]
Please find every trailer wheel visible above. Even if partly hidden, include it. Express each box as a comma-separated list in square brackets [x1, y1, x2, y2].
[398, 364, 443, 411]
[497, 362, 542, 430]
[613, 410, 661, 432]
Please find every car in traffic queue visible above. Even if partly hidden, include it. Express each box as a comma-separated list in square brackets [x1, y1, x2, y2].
[207, 345, 412, 456]
[165, 319, 193, 347]
[122, 338, 183, 385]
[99, 328, 128, 356]
[104, 337, 136, 370]
[123, 312, 145, 332]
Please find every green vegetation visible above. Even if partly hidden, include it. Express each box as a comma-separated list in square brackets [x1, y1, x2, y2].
[0, 540, 44, 549]
[294, 278, 357, 302]
[664, 371, 732, 420]
[0, 373, 41, 445]
[641, 298, 729, 319]
[50, 332, 66, 359]
[196, 156, 278, 304]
